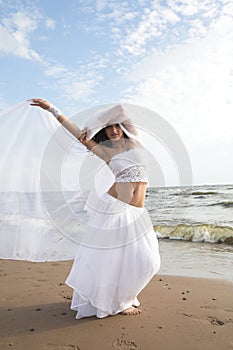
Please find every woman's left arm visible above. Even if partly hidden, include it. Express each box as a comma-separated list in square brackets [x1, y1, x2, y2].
[30, 98, 84, 140]
[30, 98, 111, 162]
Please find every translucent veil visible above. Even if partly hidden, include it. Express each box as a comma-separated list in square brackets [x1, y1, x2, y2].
[0, 101, 156, 261]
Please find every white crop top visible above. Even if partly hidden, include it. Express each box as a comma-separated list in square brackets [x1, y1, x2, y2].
[108, 148, 148, 183]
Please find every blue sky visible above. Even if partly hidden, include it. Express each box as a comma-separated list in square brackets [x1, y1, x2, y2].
[0, 0, 233, 185]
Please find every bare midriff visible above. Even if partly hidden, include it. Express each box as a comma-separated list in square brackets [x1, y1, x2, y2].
[107, 182, 147, 208]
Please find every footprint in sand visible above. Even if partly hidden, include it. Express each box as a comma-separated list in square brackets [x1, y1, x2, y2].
[208, 316, 225, 326]
[113, 338, 137, 349]
[45, 345, 80, 350]
[182, 313, 193, 317]
[0, 269, 7, 277]
[200, 305, 217, 310]
[37, 279, 47, 282]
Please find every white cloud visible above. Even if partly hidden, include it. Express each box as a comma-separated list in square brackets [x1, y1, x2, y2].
[122, 6, 233, 184]
[75, 1, 140, 43]
[42, 54, 107, 105]
[124, 12, 137, 21]
[188, 18, 207, 37]
[95, 0, 108, 12]
[3, 11, 37, 32]
[45, 18, 55, 30]
[43, 62, 101, 102]
[44, 64, 67, 77]
[124, 4, 233, 134]
[0, 11, 43, 62]
[56, 58, 106, 103]
[167, 0, 202, 16]
[61, 79, 97, 101]
[161, 7, 180, 24]
[0, 5, 103, 106]
[119, 8, 163, 56]
[116, 0, 222, 58]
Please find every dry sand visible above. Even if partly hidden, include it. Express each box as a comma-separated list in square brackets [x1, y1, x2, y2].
[0, 259, 232, 350]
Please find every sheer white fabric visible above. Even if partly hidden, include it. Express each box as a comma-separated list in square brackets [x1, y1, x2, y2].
[83, 104, 142, 145]
[0, 101, 157, 260]
[0, 101, 85, 261]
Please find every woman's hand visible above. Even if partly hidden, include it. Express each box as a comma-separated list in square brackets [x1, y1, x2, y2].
[78, 131, 88, 144]
[30, 98, 51, 110]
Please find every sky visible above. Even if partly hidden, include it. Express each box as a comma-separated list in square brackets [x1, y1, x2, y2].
[0, 0, 232, 186]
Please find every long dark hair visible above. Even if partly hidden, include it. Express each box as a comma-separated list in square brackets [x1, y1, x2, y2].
[92, 125, 129, 148]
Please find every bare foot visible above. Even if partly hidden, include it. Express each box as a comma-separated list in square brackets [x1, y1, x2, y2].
[121, 306, 141, 315]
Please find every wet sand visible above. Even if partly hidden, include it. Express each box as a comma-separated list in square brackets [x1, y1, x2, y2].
[0, 259, 233, 350]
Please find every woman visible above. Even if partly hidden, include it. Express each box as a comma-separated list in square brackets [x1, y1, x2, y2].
[31, 98, 161, 318]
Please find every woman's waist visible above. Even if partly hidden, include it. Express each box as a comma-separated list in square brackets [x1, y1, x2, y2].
[108, 181, 147, 192]
[107, 182, 147, 208]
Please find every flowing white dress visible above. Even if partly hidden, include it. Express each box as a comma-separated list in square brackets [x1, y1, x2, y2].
[65, 149, 161, 319]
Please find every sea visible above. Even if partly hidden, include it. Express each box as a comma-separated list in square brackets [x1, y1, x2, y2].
[0, 183, 232, 283]
[145, 183, 233, 283]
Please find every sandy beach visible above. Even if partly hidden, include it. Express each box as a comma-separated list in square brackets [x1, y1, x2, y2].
[0, 259, 232, 350]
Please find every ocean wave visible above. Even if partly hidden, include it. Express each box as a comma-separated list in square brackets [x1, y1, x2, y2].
[154, 223, 233, 245]
[0, 213, 51, 229]
[208, 201, 233, 208]
[191, 191, 217, 195]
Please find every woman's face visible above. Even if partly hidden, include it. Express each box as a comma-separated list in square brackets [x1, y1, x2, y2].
[105, 124, 124, 141]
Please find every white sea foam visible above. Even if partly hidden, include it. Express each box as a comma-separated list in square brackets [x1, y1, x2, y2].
[155, 223, 233, 244]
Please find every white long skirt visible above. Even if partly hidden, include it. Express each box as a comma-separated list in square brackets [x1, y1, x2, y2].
[65, 193, 161, 319]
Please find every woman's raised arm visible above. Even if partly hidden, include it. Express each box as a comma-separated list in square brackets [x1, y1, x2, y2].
[30, 98, 110, 161]
[30, 98, 84, 140]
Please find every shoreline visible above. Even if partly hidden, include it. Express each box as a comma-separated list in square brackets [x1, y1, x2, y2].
[0, 259, 233, 350]
[158, 239, 233, 283]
